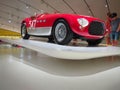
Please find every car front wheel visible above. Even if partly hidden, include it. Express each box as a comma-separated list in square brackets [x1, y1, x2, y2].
[52, 19, 73, 45]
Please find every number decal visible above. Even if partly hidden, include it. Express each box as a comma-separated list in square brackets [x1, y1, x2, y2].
[29, 20, 37, 29]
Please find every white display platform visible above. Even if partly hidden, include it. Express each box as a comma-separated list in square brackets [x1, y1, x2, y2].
[1, 38, 120, 60]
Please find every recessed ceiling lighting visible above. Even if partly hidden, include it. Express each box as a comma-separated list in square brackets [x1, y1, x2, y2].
[8, 19, 12, 23]
[105, 4, 108, 7]
[26, 4, 29, 9]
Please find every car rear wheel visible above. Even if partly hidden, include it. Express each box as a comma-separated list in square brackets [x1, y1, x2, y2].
[52, 19, 73, 45]
[87, 38, 103, 46]
[21, 23, 30, 39]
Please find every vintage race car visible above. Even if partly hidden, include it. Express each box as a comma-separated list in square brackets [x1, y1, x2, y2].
[21, 13, 106, 45]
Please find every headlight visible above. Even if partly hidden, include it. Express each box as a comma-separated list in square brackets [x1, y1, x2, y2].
[77, 18, 89, 27]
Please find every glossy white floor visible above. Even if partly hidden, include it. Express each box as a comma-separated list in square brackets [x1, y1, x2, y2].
[0, 41, 120, 90]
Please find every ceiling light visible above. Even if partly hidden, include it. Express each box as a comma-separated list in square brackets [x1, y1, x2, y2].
[8, 19, 12, 23]
[105, 4, 108, 7]
[26, 4, 29, 9]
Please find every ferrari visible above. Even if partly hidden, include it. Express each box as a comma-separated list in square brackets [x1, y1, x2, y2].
[21, 13, 106, 45]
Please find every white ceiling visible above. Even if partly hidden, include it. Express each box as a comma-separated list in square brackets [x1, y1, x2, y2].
[0, 0, 120, 32]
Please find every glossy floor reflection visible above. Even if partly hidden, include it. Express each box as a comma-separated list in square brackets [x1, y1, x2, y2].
[0, 42, 120, 90]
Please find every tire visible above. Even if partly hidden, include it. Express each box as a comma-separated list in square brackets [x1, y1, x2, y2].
[52, 19, 73, 45]
[21, 23, 30, 39]
[48, 37, 55, 43]
[87, 38, 103, 46]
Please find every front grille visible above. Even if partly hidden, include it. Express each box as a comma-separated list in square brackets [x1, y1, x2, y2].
[88, 21, 105, 35]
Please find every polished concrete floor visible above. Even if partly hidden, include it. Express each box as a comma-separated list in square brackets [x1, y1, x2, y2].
[0, 41, 120, 90]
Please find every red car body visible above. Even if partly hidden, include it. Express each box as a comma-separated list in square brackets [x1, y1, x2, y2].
[21, 13, 106, 45]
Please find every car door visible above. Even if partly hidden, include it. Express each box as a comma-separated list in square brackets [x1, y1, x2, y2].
[28, 16, 37, 35]
[34, 14, 52, 36]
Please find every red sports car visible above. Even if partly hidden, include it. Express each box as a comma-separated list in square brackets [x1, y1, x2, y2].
[21, 13, 106, 45]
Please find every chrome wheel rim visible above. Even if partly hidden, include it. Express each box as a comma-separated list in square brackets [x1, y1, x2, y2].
[21, 25, 26, 37]
[55, 23, 67, 42]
